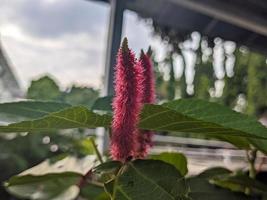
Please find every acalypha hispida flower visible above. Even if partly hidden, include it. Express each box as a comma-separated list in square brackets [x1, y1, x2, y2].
[110, 38, 155, 162]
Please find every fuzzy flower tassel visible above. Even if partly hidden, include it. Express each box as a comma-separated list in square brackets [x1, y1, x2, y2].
[110, 38, 140, 162]
[135, 49, 156, 158]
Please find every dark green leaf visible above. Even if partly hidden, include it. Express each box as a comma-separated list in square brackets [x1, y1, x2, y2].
[196, 167, 231, 178]
[105, 159, 189, 200]
[250, 139, 267, 156]
[94, 161, 123, 184]
[214, 135, 250, 150]
[0, 106, 111, 133]
[94, 161, 122, 174]
[150, 152, 188, 175]
[80, 183, 109, 200]
[187, 167, 252, 200]
[210, 173, 267, 195]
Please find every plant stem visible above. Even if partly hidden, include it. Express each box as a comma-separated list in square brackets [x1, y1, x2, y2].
[90, 137, 104, 164]
[257, 156, 266, 172]
[245, 149, 257, 195]
[247, 149, 257, 179]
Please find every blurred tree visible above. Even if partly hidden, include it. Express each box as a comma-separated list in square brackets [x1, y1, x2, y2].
[26, 75, 99, 107]
[151, 51, 167, 101]
[177, 61, 187, 99]
[1, 75, 99, 199]
[27, 76, 62, 101]
[222, 48, 249, 108]
[194, 46, 214, 100]
[63, 86, 99, 108]
[166, 52, 176, 101]
[247, 52, 267, 116]
[150, 24, 267, 117]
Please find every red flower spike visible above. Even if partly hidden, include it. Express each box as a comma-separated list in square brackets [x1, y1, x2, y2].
[139, 49, 156, 104]
[135, 49, 156, 158]
[110, 38, 140, 162]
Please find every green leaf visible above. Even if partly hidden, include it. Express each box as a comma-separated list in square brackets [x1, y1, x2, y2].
[5, 156, 99, 200]
[139, 99, 267, 151]
[80, 183, 110, 200]
[5, 172, 81, 200]
[250, 139, 267, 156]
[105, 160, 189, 200]
[73, 138, 96, 155]
[187, 167, 252, 200]
[2, 98, 267, 154]
[92, 96, 113, 112]
[194, 167, 231, 178]
[150, 152, 188, 175]
[94, 161, 123, 183]
[0, 101, 71, 122]
[0, 106, 111, 133]
[210, 173, 267, 195]
[214, 135, 250, 150]
[94, 161, 122, 174]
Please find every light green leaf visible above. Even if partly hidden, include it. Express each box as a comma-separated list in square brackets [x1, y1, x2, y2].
[0, 106, 111, 133]
[150, 152, 188, 175]
[105, 160, 189, 200]
[0, 101, 71, 123]
[1, 99, 267, 154]
[139, 99, 267, 152]
[73, 138, 96, 155]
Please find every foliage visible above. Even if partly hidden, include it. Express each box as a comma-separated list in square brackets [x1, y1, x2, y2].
[2, 38, 267, 199]
[1, 98, 267, 199]
[150, 28, 267, 116]
[63, 86, 99, 108]
[0, 75, 100, 199]
[246, 52, 267, 116]
[27, 76, 62, 101]
[27, 75, 99, 107]
[150, 152, 188, 176]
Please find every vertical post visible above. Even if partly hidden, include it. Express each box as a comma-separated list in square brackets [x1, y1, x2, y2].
[97, 0, 125, 154]
[104, 0, 125, 96]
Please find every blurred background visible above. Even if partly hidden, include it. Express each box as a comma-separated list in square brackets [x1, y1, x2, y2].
[1, 0, 267, 199]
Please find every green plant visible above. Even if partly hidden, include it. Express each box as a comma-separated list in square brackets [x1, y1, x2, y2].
[1, 40, 267, 200]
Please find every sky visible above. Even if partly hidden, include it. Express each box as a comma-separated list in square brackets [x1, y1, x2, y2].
[0, 0, 168, 91]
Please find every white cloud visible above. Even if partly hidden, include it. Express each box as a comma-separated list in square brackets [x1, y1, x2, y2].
[0, 0, 109, 91]
[2, 32, 106, 90]
[0, 0, 167, 93]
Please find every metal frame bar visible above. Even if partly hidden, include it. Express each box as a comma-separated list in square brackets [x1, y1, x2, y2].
[170, 0, 267, 37]
[97, 0, 125, 154]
